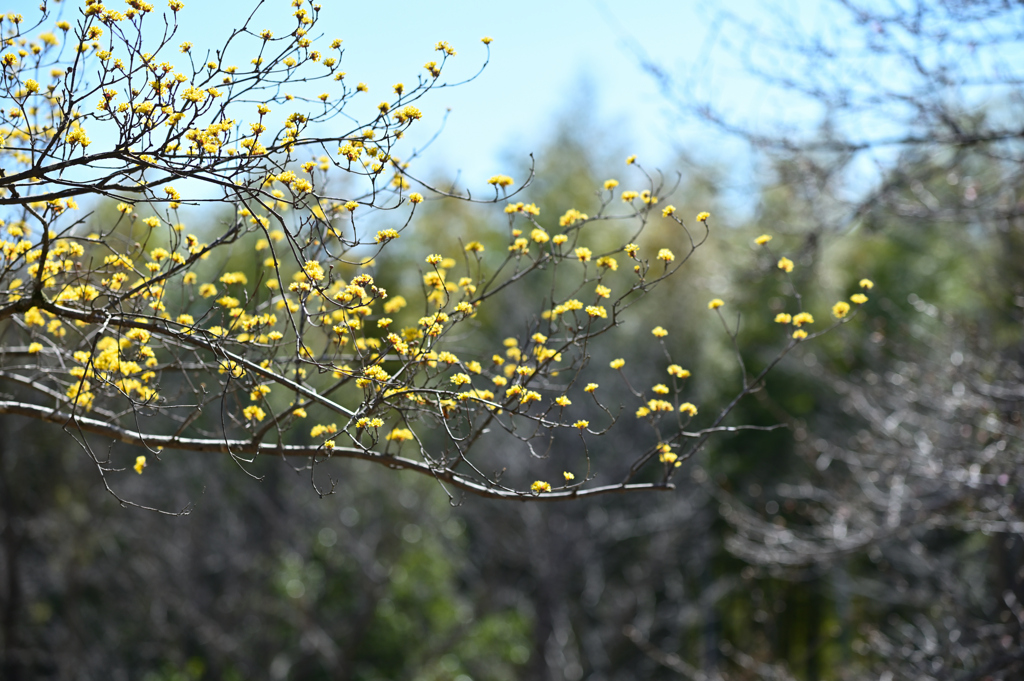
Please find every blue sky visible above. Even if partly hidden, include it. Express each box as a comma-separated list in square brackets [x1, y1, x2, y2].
[168, 0, 773, 187]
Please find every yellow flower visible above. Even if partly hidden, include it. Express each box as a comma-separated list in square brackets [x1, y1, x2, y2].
[679, 402, 697, 416]
[425, 253, 443, 265]
[386, 428, 414, 442]
[302, 260, 325, 282]
[584, 383, 598, 393]
[575, 246, 592, 262]
[708, 299, 724, 310]
[563, 471, 575, 481]
[659, 449, 679, 465]
[657, 248, 675, 262]
[243, 405, 266, 421]
[481, 36, 493, 44]
[774, 313, 792, 324]
[755, 234, 772, 245]
[792, 329, 808, 340]
[28, 342, 43, 354]
[777, 257, 794, 273]
[134, 455, 146, 474]
[603, 179, 619, 190]
[531, 480, 551, 493]
[555, 396, 571, 407]
[651, 326, 668, 337]
[696, 211, 710, 222]
[561, 209, 589, 226]
[851, 293, 868, 304]
[409, 192, 424, 204]
[792, 312, 814, 327]
[487, 175, 514, 187]
[667, 365, 690, 378]
[652, 384, 669, 394]
[610, 358, 625, 369]
[180, 86, 206, 103]
[859, 279, 874, 289]
[574, 420, 589, 429]
[662, 205, 676, 217]
[832, 301, 851, 318]
[626, 155, 637, 165]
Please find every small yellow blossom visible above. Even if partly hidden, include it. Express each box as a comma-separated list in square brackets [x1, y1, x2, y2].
[777, 257, 794, 273]
[851, 293, 868, 304]
[832, 301, 851, 318]
[610, 358, 625, 369]
[679, 402, 697, 416]
[792, 312, 814, 327]
[708, 299, 724, 310]
[667, 365, 690, 378]
[134, 455, 146, 474]
[657, 248, 675, 262]
[487, 175, 514, 188]
[584, 383, 598, 393]
[243, 405, 266, 422]
[386, 428, 414, 442]
[563, 471, 575, 481]
[574, 420, 589, 429]
[774, 313, 792, 324]
[651, 326, 668, 337]
[755, 234, 772, 245]
[859, 279, 874, 289]
[696, 211, 710, 222]
[531, 480, 551, 493]
[792, 329, 808, 340]
[28, 342, 43, 354]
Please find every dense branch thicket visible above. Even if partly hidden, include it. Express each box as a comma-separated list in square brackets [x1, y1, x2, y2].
[0, 0, 872, 511]
[625, 1, 1024, 678]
